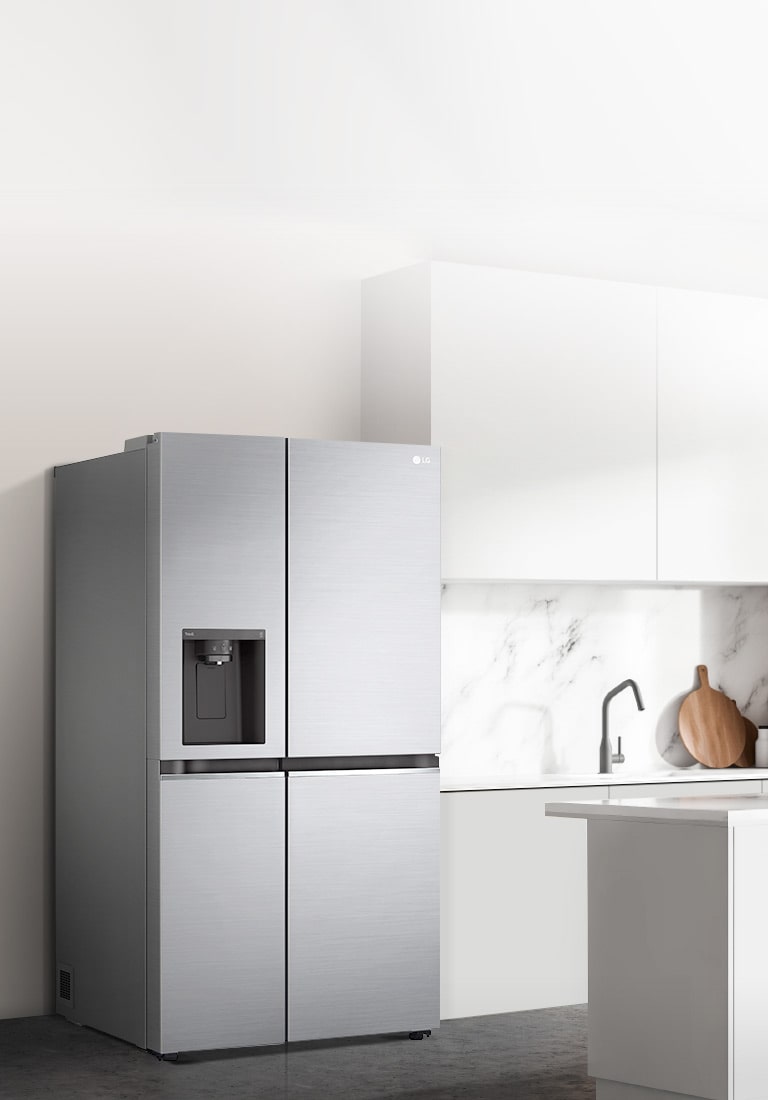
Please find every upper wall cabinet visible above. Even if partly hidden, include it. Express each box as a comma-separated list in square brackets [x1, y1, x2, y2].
[658, 289, 768, 583]
[362, 262, 657, 581]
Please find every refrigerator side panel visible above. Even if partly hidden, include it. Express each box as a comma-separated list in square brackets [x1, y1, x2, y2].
[157, 774, 285, 1053]
[54, 450, 147, 1047]
[154, 433, 286, 760]
[146, 438, 161, 763]
[288, 770, 440, 1041]
[288, 439, 440, 757]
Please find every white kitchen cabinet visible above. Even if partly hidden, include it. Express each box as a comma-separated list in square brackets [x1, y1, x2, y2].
[441, 778, 764, 1021]
[547, 793, 768, 1100]
[363, 262, 657, 581]
[657, 288, 768, 582]
[440, 786, 600, 1019]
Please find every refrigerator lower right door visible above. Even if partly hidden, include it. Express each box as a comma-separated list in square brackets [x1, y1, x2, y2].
[288, 769, 439, 1042]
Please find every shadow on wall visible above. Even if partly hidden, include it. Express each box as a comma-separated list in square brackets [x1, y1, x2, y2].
[699, 587, 768, 724]
[0, 470, 55, 1016]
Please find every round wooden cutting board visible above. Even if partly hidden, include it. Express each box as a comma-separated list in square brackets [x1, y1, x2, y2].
[678, 666, 746, 768]
[734, 712, 758, 768]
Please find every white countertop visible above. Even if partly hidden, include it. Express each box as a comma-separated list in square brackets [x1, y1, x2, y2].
[545, 793, 768, 826]
[440, 768, 768, 792]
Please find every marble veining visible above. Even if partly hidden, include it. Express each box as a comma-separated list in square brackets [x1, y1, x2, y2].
[441, 585, 768, 780]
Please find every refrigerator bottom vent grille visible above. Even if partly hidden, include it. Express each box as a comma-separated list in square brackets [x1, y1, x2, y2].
[58, 967, 72, 1004]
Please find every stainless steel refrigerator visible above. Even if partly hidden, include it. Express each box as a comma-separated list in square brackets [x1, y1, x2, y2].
[54, 433, 440, 1056]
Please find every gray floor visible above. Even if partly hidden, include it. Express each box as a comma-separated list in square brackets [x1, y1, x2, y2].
[0, 1006, 593, 1100]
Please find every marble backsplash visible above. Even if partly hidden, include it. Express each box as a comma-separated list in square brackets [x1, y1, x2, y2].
[440, 584, 768, 779]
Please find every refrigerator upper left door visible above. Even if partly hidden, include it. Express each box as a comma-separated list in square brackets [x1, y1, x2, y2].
[146, 433, 286, 760]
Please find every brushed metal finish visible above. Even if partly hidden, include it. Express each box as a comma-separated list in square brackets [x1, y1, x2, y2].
[288, 770, 440, 1041]
[54, 450, 147, 1047]
[158, 773, 285, 1053]
[288, 439, 440, 757]
[153, 433, 286, 760]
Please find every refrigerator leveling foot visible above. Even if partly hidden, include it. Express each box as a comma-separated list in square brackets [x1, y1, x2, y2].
[148, 1050, 180, 1062]
[408, 1030, 432, 1040]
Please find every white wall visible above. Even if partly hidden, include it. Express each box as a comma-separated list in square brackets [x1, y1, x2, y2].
[5, 0, 768, 1020]
[4, 1, 768, 298]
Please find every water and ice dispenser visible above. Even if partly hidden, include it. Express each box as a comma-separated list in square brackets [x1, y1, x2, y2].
[181, 629, 266, 745]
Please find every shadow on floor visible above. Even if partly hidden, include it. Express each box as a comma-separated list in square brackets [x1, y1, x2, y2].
[0, 1005, 594, 1100]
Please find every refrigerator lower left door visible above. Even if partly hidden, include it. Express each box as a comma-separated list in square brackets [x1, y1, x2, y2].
[155, 773, 285, 1053]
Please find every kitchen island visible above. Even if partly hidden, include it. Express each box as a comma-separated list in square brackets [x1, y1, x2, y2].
[545, 795, 768, 1100]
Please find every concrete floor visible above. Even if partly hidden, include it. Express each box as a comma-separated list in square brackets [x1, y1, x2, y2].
[0, 1006, 592, 1099]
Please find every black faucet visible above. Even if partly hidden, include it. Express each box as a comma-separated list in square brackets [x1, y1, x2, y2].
[599, 679, 645, 773]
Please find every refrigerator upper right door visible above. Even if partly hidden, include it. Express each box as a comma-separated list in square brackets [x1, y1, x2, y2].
[288, 439, 440, 757]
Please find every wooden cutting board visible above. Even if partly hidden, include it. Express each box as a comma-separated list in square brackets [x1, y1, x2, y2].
[678, 666, 746, 768]
[735, 712, 758, 768]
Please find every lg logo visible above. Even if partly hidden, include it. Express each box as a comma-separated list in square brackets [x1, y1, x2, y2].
[412, 455, 431, 465]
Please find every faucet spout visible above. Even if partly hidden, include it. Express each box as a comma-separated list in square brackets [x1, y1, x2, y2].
[600, 679, 645, 774]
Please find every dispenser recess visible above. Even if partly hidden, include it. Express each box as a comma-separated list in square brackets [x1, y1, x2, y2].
[182, 629, 266, 745]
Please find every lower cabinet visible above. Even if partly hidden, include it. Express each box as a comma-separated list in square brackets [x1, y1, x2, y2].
[440, 780, 765, 1020]
[440, 786, 601, 1019]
